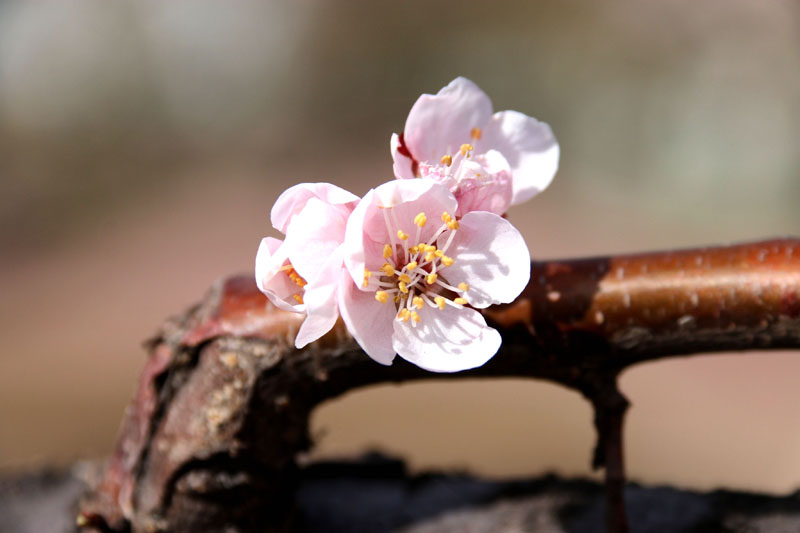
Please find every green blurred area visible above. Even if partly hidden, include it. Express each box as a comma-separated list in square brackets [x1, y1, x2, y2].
[1, 0, 798, 491]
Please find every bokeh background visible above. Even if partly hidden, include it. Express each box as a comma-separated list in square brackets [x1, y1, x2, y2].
[1, 0, 799, 494]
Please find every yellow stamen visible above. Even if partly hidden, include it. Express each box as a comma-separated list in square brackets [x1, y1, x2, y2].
[459, 143, 474, 156]
[414, 212, 427, 227]
[398, 308, 411, 322]
[447, 219, 459, 230]
[434, 296, 446, 310]
[397, 230, 409, 241]
[470, 127, 482, 140]
[406, 261, 418, 270]
[442, 211, 452, 223]
[398, 273, 411, 283]
[441, 256, 454, 267]
[458, 282, 469, 292]
[398, 281, 409, 294]
[411, 311, 421, 323]
[394, 294, 402, 303]
[434, 250, 444, 258]
[375, 291, 390, 303]
[362, 270, 372, 287]
[424, 244, 437, 252]
[383, 244, 393, 259]
[440, 154, 453, 166]
[293, 294, 304, 304]
[426, 273, 438, 285]
[454, 297, 468, 305]
[412, 296, 424, 309]
[410, 245, 419, 255]
[382, 263, 395, 276]
[424, 252, 435, 262]
[286, 267, 307, 288]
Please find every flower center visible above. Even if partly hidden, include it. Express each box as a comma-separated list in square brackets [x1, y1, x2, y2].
[280, 264, 307, 304]
[419, 138, 490, 188]
[366, 208, 469, 326]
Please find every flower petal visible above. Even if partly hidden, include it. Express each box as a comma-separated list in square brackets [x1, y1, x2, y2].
[254, 237, 304, 312]
[295, 248, 344, 349]
[392, 305, 501, 373]
[482, 110, 559, 205]
[452, 149, 513, 216]
[337, 274, 396, 365]
[342, 188, 377, 288]
[439, 211, 530, 308]
[343, 179, 458, 287]
[404, 77, 493, 165]
[271, 182, 359, 233]
[283, 197, 349, 282]
[390, 133, 416, 180]
[370, 177, 457, 213]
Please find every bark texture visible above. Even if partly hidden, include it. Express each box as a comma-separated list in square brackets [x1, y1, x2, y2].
[77, 239, 800, 532]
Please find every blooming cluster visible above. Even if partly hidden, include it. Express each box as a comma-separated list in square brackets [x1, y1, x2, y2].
[256, 77, 558, 372]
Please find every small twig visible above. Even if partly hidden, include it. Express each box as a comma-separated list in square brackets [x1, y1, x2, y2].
[579, 374, 630, 533]
[79, 239, 800, 532]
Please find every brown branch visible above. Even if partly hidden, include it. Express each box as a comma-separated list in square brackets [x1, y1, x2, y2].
[78, 239, 800, 533]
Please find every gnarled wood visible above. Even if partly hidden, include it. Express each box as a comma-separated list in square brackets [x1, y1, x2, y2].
[78, 239, 800, 532]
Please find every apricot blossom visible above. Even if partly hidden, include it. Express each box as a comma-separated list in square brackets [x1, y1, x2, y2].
[340, 179, 530, 372]
[391, 76, 559, 210]
[255, 183, 358, 348]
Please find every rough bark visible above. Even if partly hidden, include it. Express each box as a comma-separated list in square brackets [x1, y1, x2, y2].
[77, 239, 800, 532]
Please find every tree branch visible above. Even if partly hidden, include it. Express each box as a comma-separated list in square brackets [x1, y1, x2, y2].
[78, 239, 800, 532]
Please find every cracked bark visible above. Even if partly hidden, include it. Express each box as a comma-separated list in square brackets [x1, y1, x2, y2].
[77, 238, 800, 533]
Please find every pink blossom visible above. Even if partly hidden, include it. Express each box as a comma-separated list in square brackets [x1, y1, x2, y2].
[391, 77, 559, 211]
[339, 179, 530, 372]
[255, 183, 359, 348]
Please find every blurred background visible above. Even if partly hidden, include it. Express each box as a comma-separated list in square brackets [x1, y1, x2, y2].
[1, 0, 799, 494]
